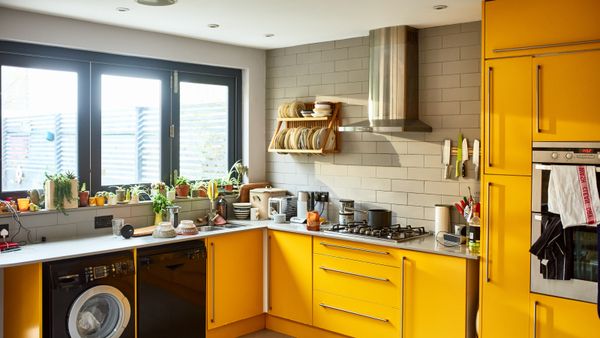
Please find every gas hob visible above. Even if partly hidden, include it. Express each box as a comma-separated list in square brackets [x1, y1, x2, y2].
[323, 222, 432, 243]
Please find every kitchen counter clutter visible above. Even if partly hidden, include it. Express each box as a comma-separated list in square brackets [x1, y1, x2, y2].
[0, 220, 478, 268]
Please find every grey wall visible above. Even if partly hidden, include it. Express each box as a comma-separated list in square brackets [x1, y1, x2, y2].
[265, 22, 481, 229]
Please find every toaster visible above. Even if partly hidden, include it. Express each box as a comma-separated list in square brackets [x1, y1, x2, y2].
[268, 196, 297, 221]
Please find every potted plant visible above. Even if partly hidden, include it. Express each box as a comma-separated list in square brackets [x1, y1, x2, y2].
[44, 171, 78, 213]
[191, 181, 207, 198]
[95, 191, 108, 206]
[175, 176, 190, 198]
[222, 160, 248, 192]
[129, 185, 146, 204]
[107, 192, 117, 205]
[166, 186, 176, 201]
[78, 182, 89, 207]
[151, 193, 172, 225]
[151, 181, 167, 196]
[111, 186, 126, 203]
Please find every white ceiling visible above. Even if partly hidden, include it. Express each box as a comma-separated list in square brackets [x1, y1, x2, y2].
[0, 0, 481, 49]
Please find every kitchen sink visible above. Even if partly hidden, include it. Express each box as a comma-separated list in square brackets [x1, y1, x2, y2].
[198, 226, 226, 232]
[223, 224, 243, 229]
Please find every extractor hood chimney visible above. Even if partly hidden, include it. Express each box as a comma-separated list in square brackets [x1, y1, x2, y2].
[339, 26, 432, 133]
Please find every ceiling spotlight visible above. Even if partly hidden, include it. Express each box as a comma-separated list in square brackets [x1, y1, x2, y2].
[136, 0, 177, 6]
[207, 24, 220, 29]
[433, 4, 448, 10]
[116, 7, 130, 12]
[264, 34, 275, 38]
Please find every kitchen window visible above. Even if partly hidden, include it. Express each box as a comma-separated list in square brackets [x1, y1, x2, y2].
[0, 41, 242, 196]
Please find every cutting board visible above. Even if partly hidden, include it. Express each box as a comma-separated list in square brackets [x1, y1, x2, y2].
[133, 225, 156, 237]
[238, 182, 269, 202]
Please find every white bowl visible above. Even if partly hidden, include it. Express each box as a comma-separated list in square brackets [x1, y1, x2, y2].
[232, 202, 252, 208]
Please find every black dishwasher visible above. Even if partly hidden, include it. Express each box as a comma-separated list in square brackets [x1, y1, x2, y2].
[137, 240, 206, 338]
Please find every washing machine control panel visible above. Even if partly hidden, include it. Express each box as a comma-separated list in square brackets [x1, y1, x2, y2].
[84, 260, 134, 282]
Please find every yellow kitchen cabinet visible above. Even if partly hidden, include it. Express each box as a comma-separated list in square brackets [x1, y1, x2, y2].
[268, 230, 312, 325]
[480, 175, 531, 338]
[530, 294, 600, 338]
[313, 290, 400, 338]
[206, 229, 263, 330]
[484, 57, 532, 176]
[533, 50, 600, 142]
[484, 0, 600, 58]
[314, 236, 402, 267]
[4, 263, 43, 338]
[403, 251, 478, 338]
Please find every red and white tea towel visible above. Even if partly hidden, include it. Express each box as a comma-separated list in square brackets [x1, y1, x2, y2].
[548, 165, 600, 228]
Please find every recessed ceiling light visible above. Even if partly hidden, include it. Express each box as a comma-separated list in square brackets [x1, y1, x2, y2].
[433, 4, 448, 10]
[207, 24, 220, 29]
[264, 34, 275, 38]
[116, 7, 130, 12]
[136, 0, 177, 6]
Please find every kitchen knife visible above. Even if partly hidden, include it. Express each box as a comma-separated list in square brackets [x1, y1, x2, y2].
[455, 133, 463, 178]
[442, 139, 451, 179]
[462, 137, 469, 178]
[473, 139, 480, 180]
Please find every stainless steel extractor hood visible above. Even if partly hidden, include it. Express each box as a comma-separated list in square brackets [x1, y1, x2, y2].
[339, 26, 432, 133]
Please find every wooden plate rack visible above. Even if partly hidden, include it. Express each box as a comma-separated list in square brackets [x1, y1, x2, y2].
[268, 102, 341, 154]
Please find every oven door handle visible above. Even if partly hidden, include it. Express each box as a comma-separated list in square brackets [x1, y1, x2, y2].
[534, 164, 600, 172]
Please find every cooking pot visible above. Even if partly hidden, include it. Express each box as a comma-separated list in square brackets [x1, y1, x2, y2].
[346, 207, 391, 229]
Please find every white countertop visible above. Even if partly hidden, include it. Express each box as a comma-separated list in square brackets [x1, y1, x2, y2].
[0, 221, 478, 268]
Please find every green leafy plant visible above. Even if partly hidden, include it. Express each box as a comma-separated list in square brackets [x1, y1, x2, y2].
[45, 172, 77, 214]
[151, 193, 172, 215]
[80, 182, 87, 192]
[175, 176, 189, 186]
[129, 185, 147, 196]
[224, 160, 247, 187]
[95, 191, 109, 197]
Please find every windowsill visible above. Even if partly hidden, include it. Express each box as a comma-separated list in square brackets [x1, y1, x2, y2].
[0, 195, 237, 219]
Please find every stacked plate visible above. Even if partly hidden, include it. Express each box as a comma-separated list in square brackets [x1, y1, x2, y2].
[273, 127, 336, 151]
[312, 101, 332, 117]
[232, 202, 252, 220]
[277, 101, 305, 118]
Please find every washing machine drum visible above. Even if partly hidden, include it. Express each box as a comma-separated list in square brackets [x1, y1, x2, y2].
[68, 285, 131, 338]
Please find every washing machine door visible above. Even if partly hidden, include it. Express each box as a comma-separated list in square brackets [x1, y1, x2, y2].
[67, 285, 131, 338]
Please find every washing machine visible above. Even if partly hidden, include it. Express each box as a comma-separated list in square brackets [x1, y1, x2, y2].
[43, 250, 135, 338]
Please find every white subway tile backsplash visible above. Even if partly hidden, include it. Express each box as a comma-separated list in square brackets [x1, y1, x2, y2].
[265, 23, 481, 226]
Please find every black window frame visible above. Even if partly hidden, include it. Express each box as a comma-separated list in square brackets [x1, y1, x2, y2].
[0, 41, 242, 197]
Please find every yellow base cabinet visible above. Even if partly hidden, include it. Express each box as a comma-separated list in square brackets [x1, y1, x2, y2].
[484, 57, 532, 176]
[4, 263, 43, 338]
[403, 251, 479, 338]
[484, 0, 600, 58]
[480, 175, 532, 338]
[533, 50, 600, 142]
[206, 229, 263, 330]
[530, 294, 600, 338]
[268, 230, 313, 325]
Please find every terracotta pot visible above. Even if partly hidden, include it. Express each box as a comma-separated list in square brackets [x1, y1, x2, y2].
[176, 184, 190, 197]
[198, 190, 208, 198]
[79, 191, 89, 207]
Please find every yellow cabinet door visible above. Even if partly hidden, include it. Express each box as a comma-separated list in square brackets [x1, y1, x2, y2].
[268, 230, 312, 325]
[484, 57, 532, 176]
[206, 230, 263, 330]
[530, 294, 600, 338]
[403, 251, 469, 338]
[4, 263, 43, 338]
[533, 50, 600, 141]
[480, 175, 531, 338]
[484, 0, 600, 58]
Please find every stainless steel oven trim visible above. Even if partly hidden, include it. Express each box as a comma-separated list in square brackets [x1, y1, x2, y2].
[530, 213, 597, 304]
[533, 142, 600, 149]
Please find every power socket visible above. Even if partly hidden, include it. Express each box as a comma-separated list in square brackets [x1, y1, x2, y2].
[94, 215, 113, 229]
[0, 224, 9, 238]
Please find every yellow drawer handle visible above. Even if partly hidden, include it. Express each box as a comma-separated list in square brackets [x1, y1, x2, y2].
[319, 303, 389, 323]
[320, 266, 390, 282]
[320, 242, 390, 255]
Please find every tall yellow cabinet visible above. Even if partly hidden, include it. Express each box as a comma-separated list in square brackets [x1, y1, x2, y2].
[482, 1, 600, 337]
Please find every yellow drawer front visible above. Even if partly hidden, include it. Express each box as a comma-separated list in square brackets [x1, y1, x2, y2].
[314, 290, 400, 338]
[314, 236, 402, 267]
[314, 253, 401, 308]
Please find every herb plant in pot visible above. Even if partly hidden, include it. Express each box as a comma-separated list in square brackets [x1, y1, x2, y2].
[175, 176, 190, 198]
[44, 171, 78, 213]
[95, 191, 108, 206]
[151, 181, 167, 196]
[152, 193, 172, 225]
[129, 185, 146, 204]
[191, 181, 207, 198]
[112, 186, 126, 203]
[79, 182, 89, 207]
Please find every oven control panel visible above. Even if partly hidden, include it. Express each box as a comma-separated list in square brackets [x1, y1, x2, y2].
[84, 260, 134, 282]
[534, 149, 600, 165]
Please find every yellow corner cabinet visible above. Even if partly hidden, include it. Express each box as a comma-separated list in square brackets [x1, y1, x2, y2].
[480, 175, 532, 338]
[268, 230, 313, 325]
[533, 50, 600, 142]
[206, 229, 264, 330]
[484, 57, 532, 175]
[484, 0, 600, 59]
[529, 294, 600, 338]
[4, 263, 43, 338]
